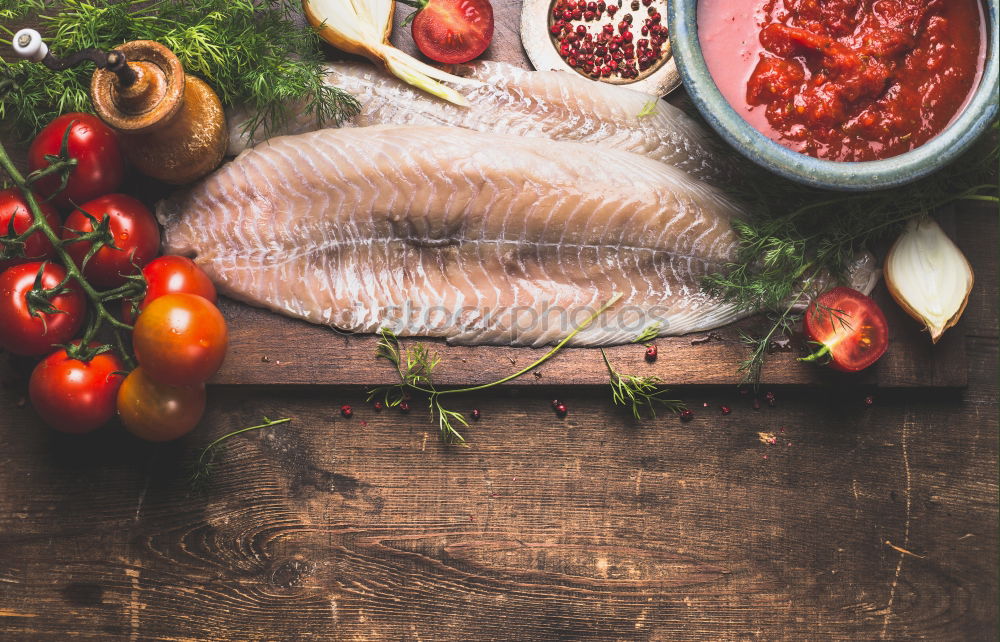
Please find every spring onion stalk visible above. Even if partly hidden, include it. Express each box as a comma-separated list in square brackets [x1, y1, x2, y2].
[303, 0, 479, 106]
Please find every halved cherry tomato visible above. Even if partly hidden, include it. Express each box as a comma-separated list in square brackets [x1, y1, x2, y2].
[0, 262, 85, 356]
[0, 189, 61, 271]
[409, 0, 494, 64]
[62, 194, 160, 289]
[122, 255, 216, 323]
[29, 344, 124, 434]
[117, 366, 206, 442]
[801, 287, 889, 372]
[27, 113, 123, 209]
[132, 292, 228, 385]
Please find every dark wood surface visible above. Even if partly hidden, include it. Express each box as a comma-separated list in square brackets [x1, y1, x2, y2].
[1, 2, 997, 640]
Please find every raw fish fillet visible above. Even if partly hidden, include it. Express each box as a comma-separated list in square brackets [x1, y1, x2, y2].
[160, 125, 747, 347]
[226, 61, 732, 185]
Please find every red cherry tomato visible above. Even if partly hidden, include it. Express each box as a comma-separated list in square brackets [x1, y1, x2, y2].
[117, 366, 206, 442]
[132, 293, 228, 385]
[801, 287, 889, 372]
[410, 0, 494, 64]
[0, 262, 85, 356]
[27, 113, 124, 209]
[0, 189, 61, 271]
[61, 194, 160, 289]
[29, 345, 124, 434]
[122, 255, 216, 323]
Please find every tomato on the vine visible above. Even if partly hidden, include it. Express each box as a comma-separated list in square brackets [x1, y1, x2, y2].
[62, 194, 160, 289]
[801, 287, 889, 373]
[0, 262, 85, 356]
[123, 255, 216, 322]
[27, 113, 124, 209]
[117, 366, 206, 442]
[0, 189, 61, 271]
[408, 0, 494, 63]
[29, 344, 124, 434]
[132, 292, 228, 385]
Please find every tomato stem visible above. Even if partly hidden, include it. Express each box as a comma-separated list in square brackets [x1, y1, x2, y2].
[0, 137, 139, 368]
[797, 342, 831, 364]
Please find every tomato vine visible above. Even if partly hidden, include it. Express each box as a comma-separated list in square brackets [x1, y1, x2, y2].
[0, 95, 142, 366]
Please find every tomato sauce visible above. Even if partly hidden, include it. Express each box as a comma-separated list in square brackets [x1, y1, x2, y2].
[698, 0, 986, 161]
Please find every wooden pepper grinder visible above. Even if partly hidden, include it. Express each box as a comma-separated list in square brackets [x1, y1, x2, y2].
[13, 30, 226, 185]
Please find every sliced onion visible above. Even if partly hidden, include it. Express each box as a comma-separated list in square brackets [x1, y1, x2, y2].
[303, 0, 478, 106]
[884, 216, 974, 343]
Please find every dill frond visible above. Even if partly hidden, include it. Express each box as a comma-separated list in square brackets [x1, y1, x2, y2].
[631, 322, 661, 344]
[601, 348, 683, 419]
[188, 416, 292, 491]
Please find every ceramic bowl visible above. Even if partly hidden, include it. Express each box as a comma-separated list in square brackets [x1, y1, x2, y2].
[666, 0, 999, 191]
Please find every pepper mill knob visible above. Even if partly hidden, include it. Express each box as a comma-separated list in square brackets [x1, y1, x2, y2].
[12, 29, 48, 62]
[91, 40, 226, 185]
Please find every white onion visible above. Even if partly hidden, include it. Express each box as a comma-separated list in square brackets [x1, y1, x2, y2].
[884, 217, 974, 343]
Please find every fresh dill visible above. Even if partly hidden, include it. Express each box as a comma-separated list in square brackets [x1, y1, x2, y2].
[0, 0, 360, 142]
[637, 100, 657, 118]
[631, 322, 661, 344]
[369, 294, 624, 444]
[600, 348, 683, 419]
[188, 416, 291, 491]
[705, 120, 1000, 385]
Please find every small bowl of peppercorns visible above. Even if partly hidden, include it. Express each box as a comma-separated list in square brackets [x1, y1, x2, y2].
[521, 0, 681, 95]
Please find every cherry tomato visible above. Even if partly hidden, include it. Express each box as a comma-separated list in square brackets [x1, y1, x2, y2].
[117, 366, 206, 442]
[122, 255, 216, 323]
[27, 113, 124, 209]
[801, 287, 889, 372]
[410, 0, 494, 64]
[132, 293, 228, 385]
[61, 194, 160, 289]
[0, 262, 85, 356]
[0, 189, 61, 271]
[29, 344, 124, 434]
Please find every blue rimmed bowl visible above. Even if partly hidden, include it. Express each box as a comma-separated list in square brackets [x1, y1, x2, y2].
[666, 0, 999, 191]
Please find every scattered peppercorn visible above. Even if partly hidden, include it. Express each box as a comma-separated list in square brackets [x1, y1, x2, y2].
[340, 404, 353, 418]
[471, 408, 481, 421]
[720, 405, 731, 415]
[702, 401, 710, 408]
[555, 402, 568, 417]
[679, 408, 694, 422]
[645, 344, 657, 362]
[765, 391, 776, 407]
[373, 401, 384, 411]
[864, 395, 874, 408]
[399, 400, 411, 413]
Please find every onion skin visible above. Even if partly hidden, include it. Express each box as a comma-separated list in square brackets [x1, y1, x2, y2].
[884, 217, 974, 344]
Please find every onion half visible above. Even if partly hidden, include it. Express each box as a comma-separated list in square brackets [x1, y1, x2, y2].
[884, 217, 974, 343]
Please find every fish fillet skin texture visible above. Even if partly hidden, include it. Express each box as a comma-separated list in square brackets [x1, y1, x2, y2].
[161, 125, 747, 347]
[226, 61, 733, 185]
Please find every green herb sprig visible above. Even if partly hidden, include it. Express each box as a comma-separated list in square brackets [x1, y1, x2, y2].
[188, 416, 292, 491]
[705, 121, 1000, 384]
[0, 0, 360, 142]
[370, 294, 624, 444]
[600, 348, 683, 420]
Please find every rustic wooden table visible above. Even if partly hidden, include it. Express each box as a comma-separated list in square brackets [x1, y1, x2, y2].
[1, 2, 998, 640]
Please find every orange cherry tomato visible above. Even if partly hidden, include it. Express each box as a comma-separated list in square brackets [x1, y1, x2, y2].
[117, 366, 206, 442]
[132, 292, 228, 385]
